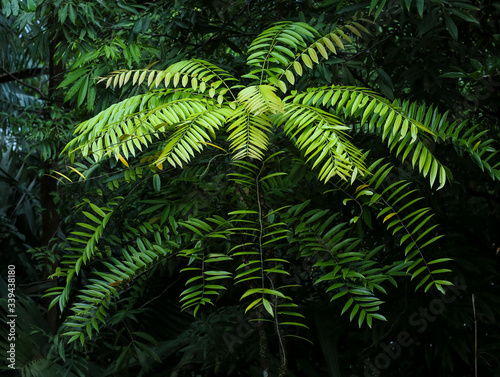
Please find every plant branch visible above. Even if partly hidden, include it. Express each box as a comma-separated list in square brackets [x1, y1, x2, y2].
[0, 67, 47, 84]
[0, 66, 50, 101]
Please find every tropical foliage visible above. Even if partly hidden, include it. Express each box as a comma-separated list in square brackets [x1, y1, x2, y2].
[48, 12, 499, 376]
[1, 1, 499, 376]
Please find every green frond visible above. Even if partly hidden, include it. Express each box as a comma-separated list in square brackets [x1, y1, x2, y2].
[64, 93, 157, 162]
[287, 203, 389, 327]
[60, 224, 173, 344]
[155, 106, 232, 168]
[65, 94, 230, 169]
[50, 13, 470, 352]
[227, 161, 306, 329]
[227, 110, 272, 161]
[273, 20, 369, 89]
[226, 86, 284, 160]
[291, 85, 449, 189]
[275, 103, 367, 183]
[238, 85, 284, 115]
[46, 201, 116, 312]
[245, 21, 317, 83]
[178, 218, 232, 316]
[360, 159, 452, 294]
[245, 19, 369, 88]
[402, 102, 500, 181]
[100, 58, 239, 101]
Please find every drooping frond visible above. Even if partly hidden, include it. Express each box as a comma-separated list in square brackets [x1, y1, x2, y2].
[228, 159, 306, 330]
[60, 227, 173, 344]
[291, 85, 449, 189]
[354, 159, 452, 294]
[274, 103, 367, 182]
[286, 201, 391, 328]
[64, 93, 232, 168]
[43, 200, 118, 313]
[401, 102, 500, 181]
[154, 106, 232, 168]
[177, 216, 232, 316]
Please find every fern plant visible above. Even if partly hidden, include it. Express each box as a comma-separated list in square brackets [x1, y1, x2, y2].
[52, 15, 500, 376]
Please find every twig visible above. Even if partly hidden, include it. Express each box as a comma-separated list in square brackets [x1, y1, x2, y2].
[0, 67, 47, 84]
[0, 66, 50, 101]
[139, 275, 181, 308]
[343, 31, 397, 63]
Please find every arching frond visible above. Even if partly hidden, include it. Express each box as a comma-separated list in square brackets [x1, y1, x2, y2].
[154, 106, 233, 168]
[100, 59, 239, 101]
[275, 103, 367, 182]
[245, 19, 369, 90]
[359, 159, 452, 294]
[291, 85, 449, 189]
[245, 21, 317, 84]
[64, 93, 231, 169]
[63, 93, 159, 162]
[402, 102, 500, 181]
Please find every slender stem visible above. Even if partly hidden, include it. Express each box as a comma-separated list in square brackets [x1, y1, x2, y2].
[472, 294, 477, 377]
[255, 163, 269, 376]
[256, 161, 287, 376]
[256, 164, 265, 290]
[271, 278, 287, 376]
